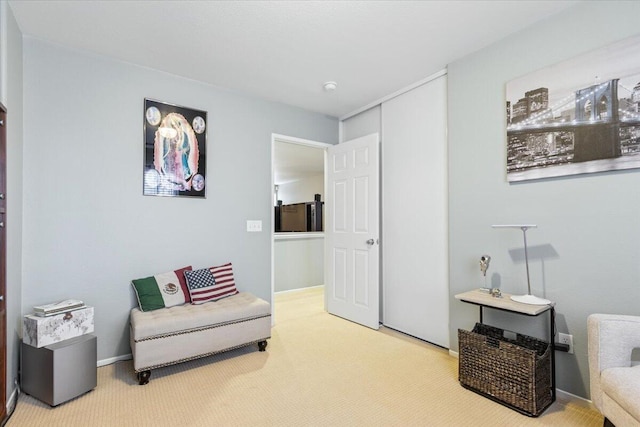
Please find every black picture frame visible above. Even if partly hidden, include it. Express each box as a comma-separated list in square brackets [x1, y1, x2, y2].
[143, 98, 207, 197]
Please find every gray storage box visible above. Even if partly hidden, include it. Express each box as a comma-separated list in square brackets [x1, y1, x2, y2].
[21, 334, 97, 406]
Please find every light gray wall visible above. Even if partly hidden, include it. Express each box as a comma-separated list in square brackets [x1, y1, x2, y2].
[2, 0, 23, 402]
[277, 174, 323, 205]
[341, 105, 380, 142]
[21, 38, 338, 361]
[448, 1, 640, 399]
[274, 237, 323, 292]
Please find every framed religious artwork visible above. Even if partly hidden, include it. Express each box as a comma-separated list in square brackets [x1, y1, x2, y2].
[143, 98, 207, 197]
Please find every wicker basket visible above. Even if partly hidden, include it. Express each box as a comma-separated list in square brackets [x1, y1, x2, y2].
[458, 323, 552, 417]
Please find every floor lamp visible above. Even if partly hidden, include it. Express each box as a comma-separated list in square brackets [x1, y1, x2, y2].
[492, 224, 551, 305]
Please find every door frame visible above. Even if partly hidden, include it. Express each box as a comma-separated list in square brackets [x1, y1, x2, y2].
[0, 103, 7, 421]
[270, 133, 332, 321]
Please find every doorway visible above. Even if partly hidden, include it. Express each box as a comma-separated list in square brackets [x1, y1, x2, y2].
[270, 134, 331, 321]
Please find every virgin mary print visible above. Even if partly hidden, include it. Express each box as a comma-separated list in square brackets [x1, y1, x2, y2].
[143, 99, 207, 197]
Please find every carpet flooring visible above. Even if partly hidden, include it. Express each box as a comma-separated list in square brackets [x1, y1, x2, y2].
[7, 286, 603, 426]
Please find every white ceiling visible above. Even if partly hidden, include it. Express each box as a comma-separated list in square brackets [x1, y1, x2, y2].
[9, 0, 582, 186]
[9, 0, 581, 119]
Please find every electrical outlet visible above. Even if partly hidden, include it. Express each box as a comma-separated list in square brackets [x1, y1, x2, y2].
[558, 333, 574, 354]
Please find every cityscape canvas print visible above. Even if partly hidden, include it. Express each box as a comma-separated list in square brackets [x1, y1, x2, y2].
[143, 99, 207, 197]
[506, 34, 640, 182]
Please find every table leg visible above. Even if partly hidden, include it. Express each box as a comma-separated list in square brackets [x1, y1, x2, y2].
[550, 307, 556, 402]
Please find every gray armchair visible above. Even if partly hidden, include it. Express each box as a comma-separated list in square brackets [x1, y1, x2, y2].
[588, 314, 640, 427]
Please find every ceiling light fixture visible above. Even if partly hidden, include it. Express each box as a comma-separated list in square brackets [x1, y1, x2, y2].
[323, 81, 337, 92]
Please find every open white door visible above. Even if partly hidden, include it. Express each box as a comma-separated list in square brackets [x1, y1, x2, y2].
[326, 133, 379, 329]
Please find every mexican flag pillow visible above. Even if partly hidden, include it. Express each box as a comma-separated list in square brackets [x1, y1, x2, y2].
[132, 266, 192, 311]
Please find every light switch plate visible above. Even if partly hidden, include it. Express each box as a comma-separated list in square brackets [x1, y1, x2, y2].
[246, 220, 262, 232]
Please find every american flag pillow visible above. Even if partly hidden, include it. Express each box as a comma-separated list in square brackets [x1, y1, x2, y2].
[184, 262, 239, 304]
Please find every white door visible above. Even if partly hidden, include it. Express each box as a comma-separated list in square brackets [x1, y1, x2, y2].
[326, 133, 379, 329]
[381, 75, 449, 348]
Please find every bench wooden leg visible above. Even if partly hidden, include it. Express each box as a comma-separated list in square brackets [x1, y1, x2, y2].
[258, 340, 268, 352]
[137, 370, 151, 385]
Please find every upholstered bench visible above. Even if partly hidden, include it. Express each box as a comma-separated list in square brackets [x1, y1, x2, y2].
[130, 292, 271, 385]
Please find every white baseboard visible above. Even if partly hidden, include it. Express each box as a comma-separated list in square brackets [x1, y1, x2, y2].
[556, 388, 595, 410]
[274, 285, 323, 295]
[98, 353, 131, 367]
[5, 386, 17, 416]
[446, 350, 595, 410]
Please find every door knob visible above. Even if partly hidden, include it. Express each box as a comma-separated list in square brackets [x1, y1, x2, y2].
[366, 239, 375, 245]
